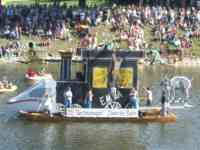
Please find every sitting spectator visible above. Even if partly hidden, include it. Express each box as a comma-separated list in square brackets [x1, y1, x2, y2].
[79, 34, 89, 48]
[7, 82, 13, 89]
[38, 67, 47, 75]
[120, 31, 128, 40]
[0, 81, 4, 89]
[2, 76, 9, 88]
[88, 33, 97, 49]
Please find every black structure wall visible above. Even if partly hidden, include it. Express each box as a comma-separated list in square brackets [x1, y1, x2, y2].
[57, 49, 144, 107]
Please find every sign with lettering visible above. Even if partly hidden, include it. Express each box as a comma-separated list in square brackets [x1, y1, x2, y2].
[65, 108, 138, 118]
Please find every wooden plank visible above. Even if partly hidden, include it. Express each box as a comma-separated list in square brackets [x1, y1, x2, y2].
[140, 104, 193, 111]
[18, 110, 176, 123]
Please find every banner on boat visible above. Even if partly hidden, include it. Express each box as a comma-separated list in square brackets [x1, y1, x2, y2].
[117, 68, 133, 88]
[65, 108, 138, 118]
[92, 67, 108, 88]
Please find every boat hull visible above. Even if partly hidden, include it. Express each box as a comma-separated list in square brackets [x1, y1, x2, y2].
[8, 100, 41, 112]
[18, 110, 176, 123]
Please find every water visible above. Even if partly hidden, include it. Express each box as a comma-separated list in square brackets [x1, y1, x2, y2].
[0, 63, 200, 150]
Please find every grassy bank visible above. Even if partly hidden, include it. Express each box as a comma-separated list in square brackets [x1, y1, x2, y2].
[0, 24, 200, 56]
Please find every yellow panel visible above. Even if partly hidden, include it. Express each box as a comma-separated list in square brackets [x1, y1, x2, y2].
[117, 68, 133, 88]
[92, 67, 108, 88]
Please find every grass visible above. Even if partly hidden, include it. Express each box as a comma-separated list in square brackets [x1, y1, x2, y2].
[144, 25, 200, 56]
[0, 24, 200, 57]
[143, 25, 160, 48]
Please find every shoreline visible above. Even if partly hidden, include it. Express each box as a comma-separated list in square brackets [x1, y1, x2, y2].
[172, 57, 200, 67]
[138, 56, 200, 68]
[1, 55, 200, 67]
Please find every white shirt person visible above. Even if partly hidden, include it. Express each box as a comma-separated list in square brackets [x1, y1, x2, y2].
[64, 87, 73, 108]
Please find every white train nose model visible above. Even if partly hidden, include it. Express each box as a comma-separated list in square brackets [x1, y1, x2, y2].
[7, 79, 57, 112]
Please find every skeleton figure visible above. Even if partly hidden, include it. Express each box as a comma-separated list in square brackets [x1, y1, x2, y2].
[110, 52, 123, 86]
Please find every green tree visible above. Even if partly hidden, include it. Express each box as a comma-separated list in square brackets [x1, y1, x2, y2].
[79, 0, 86, 7]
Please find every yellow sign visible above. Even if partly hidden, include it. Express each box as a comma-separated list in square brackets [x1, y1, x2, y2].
[117, 68, 133, 88]
[92, 67, 108, 88]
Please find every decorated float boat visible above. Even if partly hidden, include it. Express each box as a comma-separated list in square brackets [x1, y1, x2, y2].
[8, 48, 177, 123]
[18, 109, 176, 123]
[0, 85, 17, 93]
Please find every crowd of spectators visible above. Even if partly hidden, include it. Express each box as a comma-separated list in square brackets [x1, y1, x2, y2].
[0, 3, 200, 59]
[112, 5, 200, 51]
[0, 41, 21, 58]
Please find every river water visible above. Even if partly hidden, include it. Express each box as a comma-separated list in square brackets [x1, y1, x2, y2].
[0, 63, 200, 150]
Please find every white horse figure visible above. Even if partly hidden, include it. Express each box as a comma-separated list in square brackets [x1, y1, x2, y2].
[161, 76, 192, 103]
[170, 76, 192, 102]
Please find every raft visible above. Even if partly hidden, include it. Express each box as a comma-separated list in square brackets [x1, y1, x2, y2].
[0, 85, 17, 93]
[18, 110, 176, 123]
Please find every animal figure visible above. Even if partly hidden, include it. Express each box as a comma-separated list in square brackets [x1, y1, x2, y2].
[160, 76, 192, 103]
[170, 76, 192, 101]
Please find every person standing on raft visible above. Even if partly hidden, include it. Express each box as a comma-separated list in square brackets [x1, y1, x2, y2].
[144, 87, 153, 106]
[38, 93, 56, 117]
[64, 87, 73, 108]
[127, 88, 139, 109]
[160, 90, 169, 116]
[84, 88, 93, 108]
[44, 94, 56, 117]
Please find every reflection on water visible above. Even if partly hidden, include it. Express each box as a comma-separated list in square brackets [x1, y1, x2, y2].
[0, 64, 200, 150]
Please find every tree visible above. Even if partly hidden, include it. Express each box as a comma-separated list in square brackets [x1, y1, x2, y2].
[79, 0, 86, 8]
[181, 0, 186, 7]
